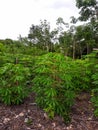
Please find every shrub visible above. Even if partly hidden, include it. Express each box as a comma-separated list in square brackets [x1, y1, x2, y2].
[72, 59, 93, 92]
[91, 64, 98, 117]
[32, 53, 75, 123]
[0, 63, 30, 105]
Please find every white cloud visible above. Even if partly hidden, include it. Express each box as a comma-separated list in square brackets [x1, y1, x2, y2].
[0, 0, 79, 40]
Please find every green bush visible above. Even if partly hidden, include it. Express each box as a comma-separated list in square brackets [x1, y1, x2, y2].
[91, 64, 98, 117]
[0, 63, 30, 105]
[32, 53, 75, 123]
[72, 59, 93, 92]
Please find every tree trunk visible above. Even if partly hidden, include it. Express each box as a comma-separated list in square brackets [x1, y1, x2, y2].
[73, 41, 75, 59]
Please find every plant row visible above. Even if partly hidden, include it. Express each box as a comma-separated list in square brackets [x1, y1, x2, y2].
[0, 52, 98, 123]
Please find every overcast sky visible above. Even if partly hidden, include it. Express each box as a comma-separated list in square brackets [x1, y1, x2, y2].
[0, 0, 79, 40]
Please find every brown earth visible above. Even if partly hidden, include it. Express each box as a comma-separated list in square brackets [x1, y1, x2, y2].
[0, 92, 98, 130]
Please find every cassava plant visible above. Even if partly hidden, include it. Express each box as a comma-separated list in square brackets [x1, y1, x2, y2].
[32, 52, 75, 123]
[72, 51, 98, 92]
[81, 51, 98, 117]
[72, 59, 93, 92]
[0, 63, 30, 105]
[91, 64, 98, 117]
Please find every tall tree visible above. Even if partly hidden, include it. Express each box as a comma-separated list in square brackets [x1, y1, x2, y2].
[28, 20, 54, 52]
[69, 16, 77, 59]
[76, 0, 98, 22]
[75, 0, 98, 53]
[59, 31, 72, 56]
[75, 24, 95, 56]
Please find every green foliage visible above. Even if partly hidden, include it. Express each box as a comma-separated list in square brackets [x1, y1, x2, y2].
[0, 36, 98, 123]
[28, 20, 54, 52]
[73, 51, 98, 92]
[73, 59, 93, 91]
[91, 64, 98, 117]
[0, 43, 6, 52]
[32, 52, 98, 122]
[0, 63, 30, 105]
[76, 0, 97, 21]
[32, 53, 75, 123]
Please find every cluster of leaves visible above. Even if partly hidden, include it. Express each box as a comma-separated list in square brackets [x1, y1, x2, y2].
[31, 51, 98, 122]
[0, 63, 30, 105]
[0, 40, 40, 105]
[82, 51, 98, 117]
[73, 59, 93, 92]
[32, 53, 75, 123]
[91, 64, 98, 116]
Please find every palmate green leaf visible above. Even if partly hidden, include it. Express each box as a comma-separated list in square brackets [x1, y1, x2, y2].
[44, 88, 57, 97]
[14, 76, 24, 82]
[0, 66, 9, 74]
[55, 102, 67, 117]
[38, 60, 54, 66]
[35, 66, 51, 73]
[33, 75, 53, 87]
[2, 95, 11, 105]
[0, 88, 11, 105]
[13, 86, 23, 94]
[64, 90, 75, 106]
[92, 73, 98, 79]
[44, 98, 59, 112]
[14, 98, 22, 105]
[93, 81, 98, 85]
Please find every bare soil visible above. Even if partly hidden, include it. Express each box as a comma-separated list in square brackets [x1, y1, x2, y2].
[0, 92, 98, 130]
